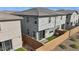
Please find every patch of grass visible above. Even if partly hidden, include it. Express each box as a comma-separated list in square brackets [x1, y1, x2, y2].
[15, 48, 26, 51]
[69, 38, 76, 42]
[59, 44, 67, 49]
[47, 36, 57, 42]
[70, 44, 79, 49]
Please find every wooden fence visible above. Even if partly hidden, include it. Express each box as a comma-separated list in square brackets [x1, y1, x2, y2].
[36, 26, 79, 51]
[22, 34, 43, 50]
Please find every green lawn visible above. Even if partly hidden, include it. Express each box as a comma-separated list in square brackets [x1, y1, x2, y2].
[15, 48, 26, 51]
[47, 36, 57, 42]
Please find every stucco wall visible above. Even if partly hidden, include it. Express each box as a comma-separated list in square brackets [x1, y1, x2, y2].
[0, 20, 22, 50]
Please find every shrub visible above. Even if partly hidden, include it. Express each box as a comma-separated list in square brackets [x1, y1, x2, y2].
[69, 38, 76, 42]
[47, 36, 57, 42]
[59, 44, 67, 49]
[15, 48, 26, 51]
[70, 44, 79, 49]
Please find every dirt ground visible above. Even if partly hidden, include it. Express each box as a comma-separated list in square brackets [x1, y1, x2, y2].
[54, 32, 79, 51]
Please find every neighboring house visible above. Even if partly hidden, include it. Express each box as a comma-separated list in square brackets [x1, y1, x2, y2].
[57, 10, 79, 29]
[77, 11, 79, 25]
[14, 8, 67, 42]
[0, 13, 23, 51]
[0, 11, 15, 14]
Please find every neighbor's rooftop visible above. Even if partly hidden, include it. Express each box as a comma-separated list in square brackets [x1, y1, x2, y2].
[0, 12, 23, 21]
[57, 10, 78, 14]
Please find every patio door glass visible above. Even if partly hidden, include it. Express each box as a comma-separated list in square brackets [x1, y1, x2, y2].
[0, 40, 12, 51]
[0, 42, 3, 51]
[4, 40, 12, 51]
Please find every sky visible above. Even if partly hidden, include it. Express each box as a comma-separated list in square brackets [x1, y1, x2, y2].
[0, 7, 79, 11]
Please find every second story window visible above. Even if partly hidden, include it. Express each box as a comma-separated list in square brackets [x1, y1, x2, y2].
[60, 16, 62, 20]
[34, 21, 37, 24]
[0, 25, 1, 31]
[49, 17, 51, 23]
[26, 17, 29, 22]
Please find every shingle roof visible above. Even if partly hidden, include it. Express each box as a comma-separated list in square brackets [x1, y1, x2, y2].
[57, 10, 77, 14]
[0, 13, 23, 21]
[14, 7, 66, 16]
[77, 11, 79, 14]
[0, 11, 15, 14]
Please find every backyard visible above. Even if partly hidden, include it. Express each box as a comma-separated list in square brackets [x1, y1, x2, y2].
[54, 32, 79, 51]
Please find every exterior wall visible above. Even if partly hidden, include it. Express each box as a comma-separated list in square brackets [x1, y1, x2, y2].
[21, 16, 38, 39]
[38, 17, 55, 31]
[65, 12, 78, 29]
[38, 16, 66, 31]
[38, 17, 55, 41]
[78, 14, 79, 25]
[37, 15, 66, 41]
[55, 16, 66, 29]
[70, 12, 78, 26]
[0, 20, 22, 50]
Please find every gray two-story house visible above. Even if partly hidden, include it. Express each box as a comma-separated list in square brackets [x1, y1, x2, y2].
[15, 8, 67, 42]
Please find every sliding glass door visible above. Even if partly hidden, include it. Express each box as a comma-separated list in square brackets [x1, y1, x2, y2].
[0, 42, 3, 51]
[0, 40, 12, 51]
[4, 40, 12, 51]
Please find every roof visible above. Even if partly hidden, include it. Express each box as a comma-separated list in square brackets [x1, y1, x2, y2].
[77, 11, 79, 14]
[14, 7, 66, 16]
[0, 11, 15, 14]
[57, 10, 77, 14]
[0, 13, 23, 21]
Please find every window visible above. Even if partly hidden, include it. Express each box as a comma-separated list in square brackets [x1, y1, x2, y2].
[33, 31, 36, 38]
[60, 16, 62, 20]
[49, 30, 53, 33]
[55, 17, 56, 20]
[0, 24, 1, 31]
[0, 42, 2, 51]
[66, 15, 69, 18]
[61, 24, 65, 29]
[0, 40, 12, 51]
[4, 40, 12, 51]
[34, 17, 37, 19]
[49, 17, 51, 23]
[34, 21, 37, 24]
[27, 29, 29, 35]
[71, 22, 73, 25]
[26, 17, 29, 22]
[76, 20, 78, 23]
[66, 22, 69, 25]
[49, 28, 53, 33]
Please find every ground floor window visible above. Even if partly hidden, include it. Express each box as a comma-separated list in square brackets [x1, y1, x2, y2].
[61, 24, 65, 29]
[39, 30, 45, 40]
[33, 31, 36, 38]
[0, 40, 12, 51]
[0, 42, 3, 51]
[49, 28, 54, 33]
